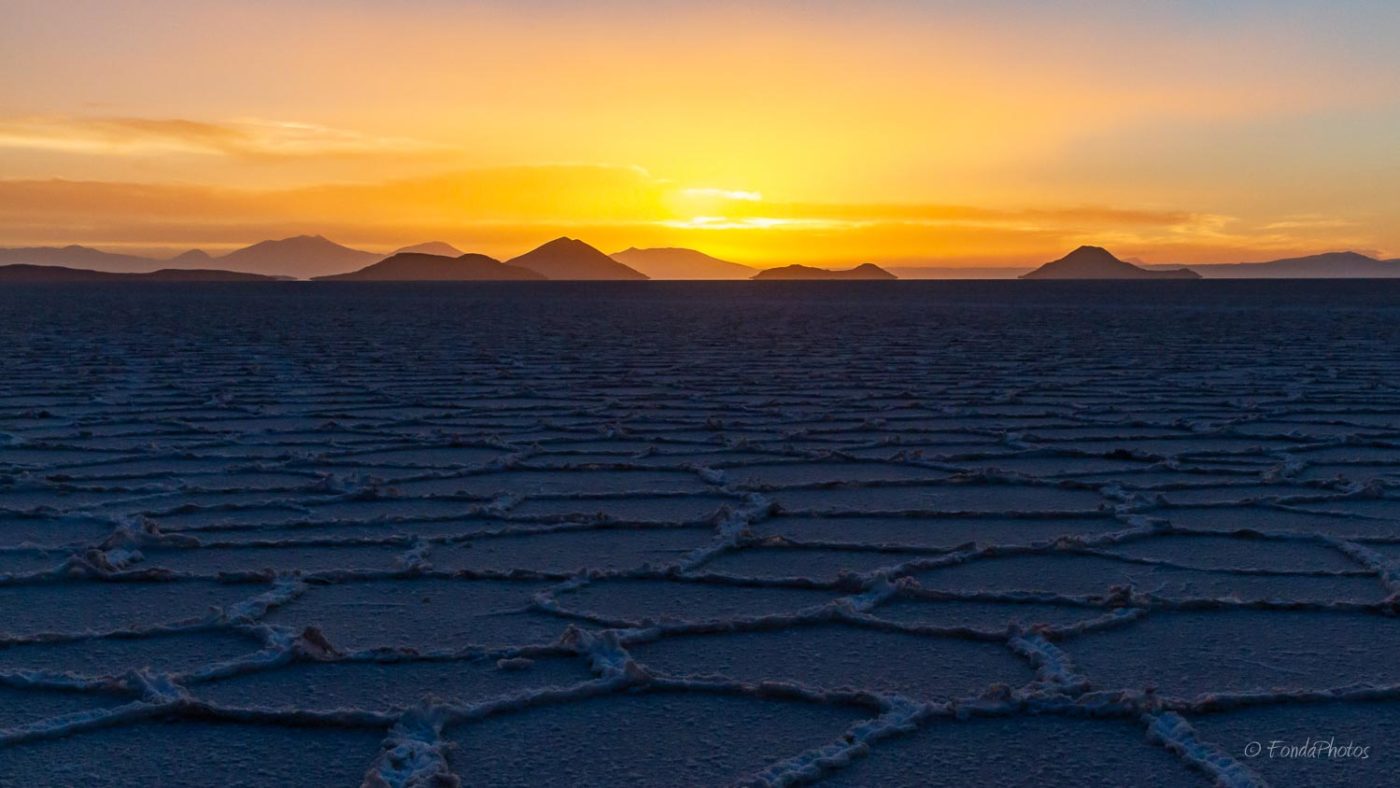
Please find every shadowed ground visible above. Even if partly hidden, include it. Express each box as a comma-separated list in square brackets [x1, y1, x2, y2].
[1, 281, 1398, 786]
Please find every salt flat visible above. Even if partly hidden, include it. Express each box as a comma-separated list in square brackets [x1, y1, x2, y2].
[1, 281, 1399, 786]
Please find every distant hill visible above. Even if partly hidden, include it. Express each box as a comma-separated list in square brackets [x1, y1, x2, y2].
[1021, 246, 1200, 279]
[0, 264, 277, 283]
[213, 235, 379, 279]
[393, 241, 464, 257]
[506, 237, 648, 280]
[610, 247, 754, 280]
[887, 265, 1031, 280]
[315, 252, 545, 281]
[167, 249, 215, 266]
[751, 263, 897, 281]
[1152, 251, 1400, 278]
[0, 245, 160, 274]
[0, 236, 381, 279]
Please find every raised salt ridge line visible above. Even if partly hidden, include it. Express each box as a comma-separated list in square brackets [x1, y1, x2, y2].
[1, 284, 1399, 784]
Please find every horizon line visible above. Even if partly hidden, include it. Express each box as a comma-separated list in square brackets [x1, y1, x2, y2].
[0, 235, 1391, 271]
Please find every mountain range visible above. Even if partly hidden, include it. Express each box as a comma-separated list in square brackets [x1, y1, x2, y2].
[0, 245, 162, 272]
[1146, 251, 1400, 278]
[2, 236, 1398, 281]
[0, 236, 648, 281]
[1021, 247, 1200, 279]
[0, 264, 277, 283]
[0, 235, 377, 279]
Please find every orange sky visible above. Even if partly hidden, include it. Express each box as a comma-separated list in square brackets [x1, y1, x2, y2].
[2, 1, 1398, 266]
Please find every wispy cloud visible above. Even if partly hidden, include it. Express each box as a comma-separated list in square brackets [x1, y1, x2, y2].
[0, 116, 448, 160]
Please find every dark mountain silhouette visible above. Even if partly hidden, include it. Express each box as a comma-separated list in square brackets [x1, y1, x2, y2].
[1152, 251, 1400, 278]
[0, 245, 159, 274]
[1020, 246, 1199, 279]
[505, 237, 648, 280]
[0, 264, 277, 283]
[610, 247, 754, 280]
[314, 252, 545, 281]
[213, 235, 379, 279]
[887, 265, 1031, 279]
[393, 241, 464, 257]
[751, 263, 897, 280]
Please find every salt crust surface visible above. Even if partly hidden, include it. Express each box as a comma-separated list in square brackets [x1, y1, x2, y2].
[2, 282, 1399, 785]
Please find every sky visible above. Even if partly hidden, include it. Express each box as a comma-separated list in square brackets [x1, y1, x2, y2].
[2, 0, 1399, 267]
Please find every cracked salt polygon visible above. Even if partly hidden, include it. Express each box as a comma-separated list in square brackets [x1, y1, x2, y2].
[1062, 609, 1400, 698]
[841, 439, 1010, 460]
[700, 546, 928, 581]
[324, 445, 507, 467]
[628, 623, 1034, 701]
[1164, 506, 1400, 539]
[1100, 534, 1359, 572]
[507, 493, 733, 523]
[1152, 484, 1334, 506]
[552, 578, 838, 624]
[0, 487, 135, 511]
[768, 484, 1106, 514]
[1295, 497, 1400, 521]
[392, 468, 714, 497]
[728, 461, 952, 487]
[1042, 436, 1300, 457]
[0, 720, 385, 787]
[444, 691, 866, 787]
[261, 578, 564, 650]
[36, 457, 233, 479]
[1232, 420, 1376, 438]
[1298, 463, 1400, 483]
[145, 505, 341, 532]
[0, 447, 135, 466]
[0, 629, 266, 678]
[0, 515, 114, 551]
[0, 580, 265, 636]
[1092, 470, 1284, 487]
[752, 515, 1124, 549]
[867, 597, 1110, 633]
[1020, 425, 1193, 440]
[255, 497, 484, 524]
[1184, 700, 1400, 787]
[88, 489, 333, 516]
[196, 516, 511, 544]
[166, 471, 326, 492]
[0, 549, 69, 575]
[819, 715, 1203, 787]
[427, 527, 715, 574]
[0, 684, 128, 730]
[909, 552, 1387, 603]
[138, 543, 407, 574]
[190, 654, 593, 713]
[961, 454, 1157, 477]
[1291, 445, 1400, 463]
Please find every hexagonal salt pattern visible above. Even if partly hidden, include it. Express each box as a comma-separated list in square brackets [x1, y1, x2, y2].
[2, 282, 1400, 785]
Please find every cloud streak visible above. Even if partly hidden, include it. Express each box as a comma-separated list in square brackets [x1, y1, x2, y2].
[0, 116, 448, 160]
